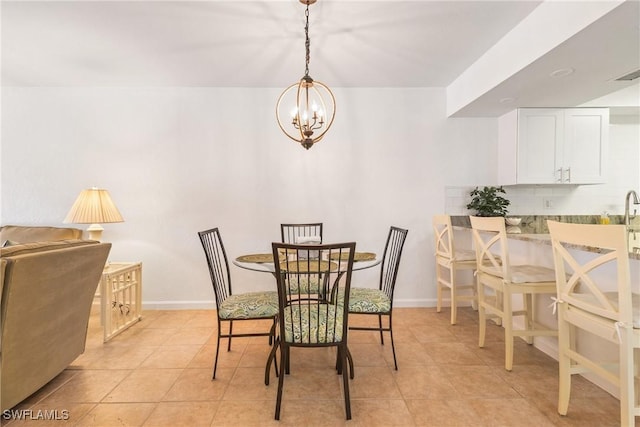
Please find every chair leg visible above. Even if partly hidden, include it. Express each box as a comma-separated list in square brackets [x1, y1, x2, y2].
[523, 293, 534, 345]
[494, 290, 503, 326]
[450, 266, 458, 325]
[378, 314, 384, 345]
[619, 327, 635, 427]
[212, 330, 221, 380]
[436, 264, 443, 313]
[346, 346, 355, 379]
[471, 280, 478, 311]
[274, 343, 287, 420]
[503, 287, 514, 371]
[269, 317, 276, 346]
[477, 278, 487, 348]
[227, 320, 233, 351]
[265, 338, 280, 386]
[336, 346, 355, 378]
[389, 313, 398, 371]
[341, 344, 352, 420]
[285, 346, 291, 375]
[557, 307, 571, 416]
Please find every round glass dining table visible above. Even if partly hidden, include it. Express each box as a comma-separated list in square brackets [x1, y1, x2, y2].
[233, 251, 381, 273]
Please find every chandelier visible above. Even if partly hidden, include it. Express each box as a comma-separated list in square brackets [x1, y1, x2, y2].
[276, 0, 335, 150]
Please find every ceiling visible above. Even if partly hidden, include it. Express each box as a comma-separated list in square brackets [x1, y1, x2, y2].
[2, 0, 639, 117]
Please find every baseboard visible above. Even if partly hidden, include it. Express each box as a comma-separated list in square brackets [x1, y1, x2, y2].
[141, 298, 439, 310]
[393, 298, 435, 308]
[141, 298, 473, 310]
[142, 300, 216, 310]
[532, 335, 559, 361]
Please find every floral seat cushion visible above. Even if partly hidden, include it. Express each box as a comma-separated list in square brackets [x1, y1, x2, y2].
[348, 287, 391, 313]
[218, 291, 279, 319]
[286, 275, 322, 295]
[283, 304, 344, 343]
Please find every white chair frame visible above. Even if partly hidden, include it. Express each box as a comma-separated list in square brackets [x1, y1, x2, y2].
[433, 215, 477, 324]
[470, 216, 558, 371]
[548, 220, 639, 426]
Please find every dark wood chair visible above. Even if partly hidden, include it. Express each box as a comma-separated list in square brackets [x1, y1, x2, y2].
[280, 222, 323, 244]
[348, 226, 408, 370]
[267, 241, 356, 420]
[198, 227, 279, 379]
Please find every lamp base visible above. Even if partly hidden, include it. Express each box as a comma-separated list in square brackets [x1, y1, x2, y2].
[87, 224, 104, 242]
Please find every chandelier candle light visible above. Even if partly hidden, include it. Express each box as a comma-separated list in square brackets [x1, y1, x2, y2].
[276, 0, 335, 150]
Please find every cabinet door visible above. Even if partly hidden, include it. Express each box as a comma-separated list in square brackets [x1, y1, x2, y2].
[563, 108, 609, 184]
[516, 109, 563, 184]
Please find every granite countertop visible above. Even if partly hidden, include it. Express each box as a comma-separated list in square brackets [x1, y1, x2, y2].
[450, 215, 640, 261]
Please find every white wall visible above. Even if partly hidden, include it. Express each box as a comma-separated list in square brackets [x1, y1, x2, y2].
[1, 86, 498, 308]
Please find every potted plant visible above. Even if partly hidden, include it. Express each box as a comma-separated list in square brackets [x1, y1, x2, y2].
[466, 186, 510, 217]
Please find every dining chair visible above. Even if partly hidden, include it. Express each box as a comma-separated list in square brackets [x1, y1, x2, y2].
[470, 216, 557, 371]
[348, 226, 408, 370]
[280, 222, 323, 244]
[433, 214, 477, 324]
[197, 227, 279, 380]
[548, 220, 639, 426]
[268, 241, 356, 420]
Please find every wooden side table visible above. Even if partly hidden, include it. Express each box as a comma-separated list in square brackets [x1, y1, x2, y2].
[100, 262, 142, 342]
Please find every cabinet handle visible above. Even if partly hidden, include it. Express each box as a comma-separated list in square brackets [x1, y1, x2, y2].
[556, 168, 563, 182]
[566, 167, 571, 183]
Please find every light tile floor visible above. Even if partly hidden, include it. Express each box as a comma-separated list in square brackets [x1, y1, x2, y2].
[2, 306, 629, 426]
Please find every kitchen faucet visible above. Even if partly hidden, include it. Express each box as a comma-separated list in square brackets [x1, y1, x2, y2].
[624, 190, 640, 248]
[624, 189, 640, 226]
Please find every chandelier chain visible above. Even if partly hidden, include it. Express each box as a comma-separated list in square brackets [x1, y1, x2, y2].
[304, 3, 310, 77]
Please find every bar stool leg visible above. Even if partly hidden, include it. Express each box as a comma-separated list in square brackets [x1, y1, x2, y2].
[478, 278, 487, 348]
[524, 293, 534, 345]
[450, 266, 458, 325]
[503, 286, 514, 371]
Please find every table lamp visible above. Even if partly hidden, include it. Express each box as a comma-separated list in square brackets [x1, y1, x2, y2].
[64, 187, 124, 241]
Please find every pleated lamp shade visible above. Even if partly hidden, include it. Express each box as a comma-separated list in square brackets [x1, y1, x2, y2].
[64, 188, 124, 241]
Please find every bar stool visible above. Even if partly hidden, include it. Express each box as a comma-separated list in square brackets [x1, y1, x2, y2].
[548, 220, 639, 426]
[432, 214, 477, 324]
[470, 216, 558, 371]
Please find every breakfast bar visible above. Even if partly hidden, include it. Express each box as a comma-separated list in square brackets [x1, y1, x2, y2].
[451, 214, 640, 260]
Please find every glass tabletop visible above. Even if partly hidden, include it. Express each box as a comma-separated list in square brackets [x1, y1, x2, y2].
[233, 251, 381, 273]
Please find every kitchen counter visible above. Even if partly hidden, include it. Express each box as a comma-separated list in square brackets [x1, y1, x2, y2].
[451, 215, 640, 261]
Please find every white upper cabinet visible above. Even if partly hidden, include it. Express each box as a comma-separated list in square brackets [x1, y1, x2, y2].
[498, 108, 609, 185]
